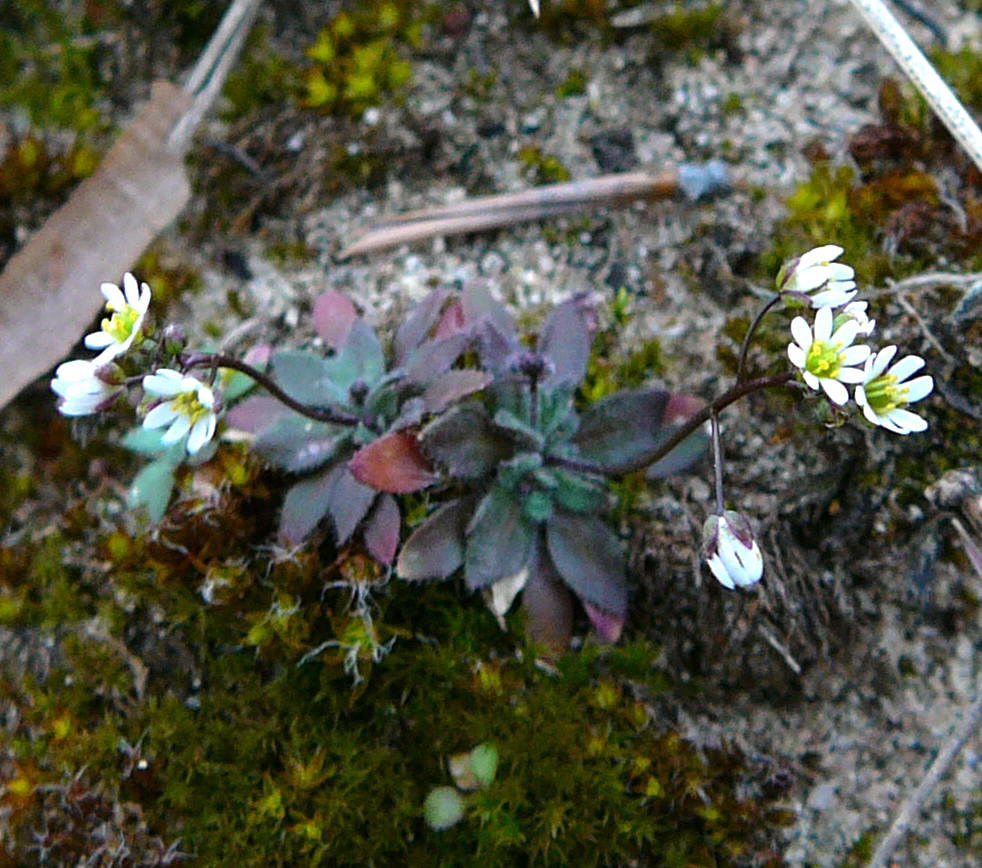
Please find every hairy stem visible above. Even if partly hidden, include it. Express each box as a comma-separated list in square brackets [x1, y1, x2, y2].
[182, 352, 361, 426]
[737, 293, 781, 382]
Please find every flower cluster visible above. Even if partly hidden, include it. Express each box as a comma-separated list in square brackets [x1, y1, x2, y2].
[51, 274, 221, 456]
[705, 245, 936, 593]
[784, 245, 933, 434]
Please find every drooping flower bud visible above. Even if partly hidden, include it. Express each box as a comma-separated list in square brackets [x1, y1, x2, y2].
[702, 510, 764, 590]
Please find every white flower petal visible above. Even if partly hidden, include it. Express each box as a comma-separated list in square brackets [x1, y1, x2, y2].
[825, 263, 854, 281]
[795, 267, 834, 292]
[788, 343, 806, 369]
[836, 366, 867, 384]
[799, 245, 842, 268]
[790, 316, 812, 350]
[84, 331, 115, 350]
[144, 402, 180, 429]
[143, 370, 185, 396]
[122, 273, 141, 307]
[707, 554, 736, 589]
[814, 306, 833, 342]
[840, 345, 870, 366]
[821, 378, 848, 405]
[162, 415, 191, 444]
[887, 355, 925, 383]
[867, 345, 897, 380]
[888, 408, 928, 433]
[803, 371, 820, 390]
[861, 399, 880, 427]
[100, 282, 125, 310]
[829, 319, 860, 349]
[902, 375, 933, 403]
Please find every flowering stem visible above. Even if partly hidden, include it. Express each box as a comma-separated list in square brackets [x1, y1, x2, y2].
[181, 352, 361, 426]
[737, 293, 781, 382]
[547, 371, 795, 476]
[710, 412, 725, 515]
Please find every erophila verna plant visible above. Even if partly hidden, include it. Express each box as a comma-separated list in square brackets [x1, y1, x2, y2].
[53, 245, 933, 648]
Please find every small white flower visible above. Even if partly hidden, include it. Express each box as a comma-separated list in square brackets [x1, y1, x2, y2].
[836, 301, 876, 337]
[778, 244, 857, 308]
[143, 369, 219, 454]
[855, 346, 933, 435]
[787, 306, 871, 405]
[51, 359, 123, 416]
[84, 273, 151, 361]
[703, 511, 763, 590]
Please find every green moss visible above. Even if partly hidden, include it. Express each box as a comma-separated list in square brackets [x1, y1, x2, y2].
[301, 3, 431, 118]
[931, 46, 982, 110]
[221, 25, 303, 122]
[839, 829, 876, 867]
[518, 146, 572, 184]
[649, 2, 727, 56]
[555, 68, 589, 98]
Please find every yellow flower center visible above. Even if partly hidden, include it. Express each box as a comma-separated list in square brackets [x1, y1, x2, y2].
[863, 374, 908, 414]
[172, 390, 209, 424]
[101, 305, 141, 345]
[805, 340, 845, 379]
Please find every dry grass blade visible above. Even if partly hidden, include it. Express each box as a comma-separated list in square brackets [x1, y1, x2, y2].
[0, 0, 263, 411]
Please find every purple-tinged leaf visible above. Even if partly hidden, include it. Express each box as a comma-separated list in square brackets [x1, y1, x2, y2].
[475, 319, 519, 376]
[546, 511, 627, 617]
[225, 395, 292, 436]
[465, 487, 536, 588]
[583, 602, 624, 644]
[421, 402, 512, 479]
[279, 467, 337, 544]
[573, 388, 671, 474]
[539, 297, 591, 387]
[645, 394, 709, 479]
[460, 283, 517, 342]
[349, 431, 436, 494]
[244, 344, 272, 367]
[363, 494, 401, 564]
[397, 498, 471, 580]
[422, 369, 491, 414]
[253, 414, 345, 473]
[326, 467, 376, 545]
[434, 300, 466, 339]
[324, 319, 386, 393]
[272, 350, 343, 406]
[522, 551, 574, 654]
[387, 396, 426, 431]
[403, 333, 470, 386]
[313, 291, 358, 350]
[394, 287, 451, 364]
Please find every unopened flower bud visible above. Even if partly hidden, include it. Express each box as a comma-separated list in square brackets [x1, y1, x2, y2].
[702, 510, 763, 590]
[160, 323, 187, 355]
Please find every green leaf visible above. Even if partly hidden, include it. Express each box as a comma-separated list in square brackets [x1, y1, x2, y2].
[271, 350, 343, 407]
[492, 408, 544, 451]
[252, 414, 345, 473]
[497, 452, 542, 490]
[397, 498, 470, 580]
[551, 469, 607, 514]
[465, 487, 536, 588]
[546, 511, 627, 617]
[421, 402, 512, 479]
[323, 319, 386, 394]
[128, 458, 177, 523]
[121, 426, 170, 455]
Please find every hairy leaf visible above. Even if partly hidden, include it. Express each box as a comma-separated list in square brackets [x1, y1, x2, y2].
[403, 332, 470, 386]
[539, 297, 591, 387]
[522, 550, 574, 653]
[121, 426, 171, 455]
[397, 498, 471, 580]
[313, 291, 358, 350]
[279, 467, 337, 544]
[324, 319, 386, 394]
[271, 350, 344, 407]
[546, 511, 627, 617]
[326, 466, 377, 545]
[421, 402, 511, 479]
[128, 457, 177, 523]
[465, 487, 536, 588]
[422, 369, 491, 414]
[394, 286, 450, 364]
[492, 408, 545, 451]
[363, 494, 401, 564]
[224, 395, 291, 436]
[645, 394, 709, 479]
[551, 469, 607, 514]
[584, 602, 624, 644]
[573, 388, 670, 473]
[497, 452, 543, 490]
[460, 282, 517, 342]
[252, 414, 344, 473]
[349, 431, 436, 494]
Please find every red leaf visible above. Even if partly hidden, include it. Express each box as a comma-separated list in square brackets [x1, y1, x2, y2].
[583, 602, 624, 644]
[434, 300, 466, 338]
[313, 291, 358, 350]
[349, 432, 437, 494]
